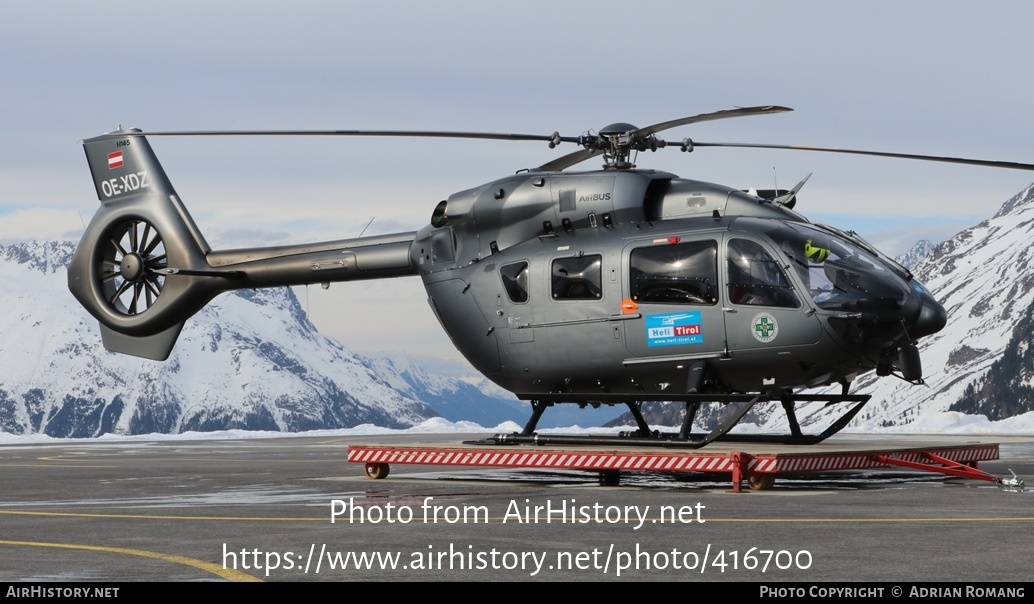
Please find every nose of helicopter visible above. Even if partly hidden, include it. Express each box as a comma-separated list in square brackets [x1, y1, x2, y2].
[907, 282, 947, 339]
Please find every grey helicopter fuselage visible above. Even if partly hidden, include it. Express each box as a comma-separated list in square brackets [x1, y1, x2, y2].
[409, 167, 943, 401]
[70, 107, 1034, 444]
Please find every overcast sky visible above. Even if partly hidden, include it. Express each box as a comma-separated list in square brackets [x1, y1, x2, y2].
[3, 1, 1033, 360]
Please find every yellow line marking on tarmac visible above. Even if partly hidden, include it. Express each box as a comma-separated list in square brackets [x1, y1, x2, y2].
[33, 455, 329, 464]
[0, 510, 321, 521]
[1, 509, 1031, 523]
[0, 464, 116, 468]
[0, 540, 261, 582]
[37, 456, 122, 462]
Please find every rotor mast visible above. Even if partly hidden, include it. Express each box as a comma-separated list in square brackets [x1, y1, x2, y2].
[584, 122, 666, 170]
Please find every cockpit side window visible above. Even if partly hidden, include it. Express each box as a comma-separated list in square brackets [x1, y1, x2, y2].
[727, 238, 801, 308]
[629, 240, 718, 305]
[500, 261, 529, 303]
[552, 255, 603, 300]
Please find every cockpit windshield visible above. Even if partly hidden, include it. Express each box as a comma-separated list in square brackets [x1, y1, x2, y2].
[761, 221, 911, 312]
[813, 223, 912, 282]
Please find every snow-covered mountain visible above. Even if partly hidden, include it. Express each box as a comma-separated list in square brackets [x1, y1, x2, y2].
[950, 302, 1034, 420]
[895, 238, 936, 271]
[365, 354, 626, 428]
[0, 241, 445, 436]
[366, 354, 528, 427]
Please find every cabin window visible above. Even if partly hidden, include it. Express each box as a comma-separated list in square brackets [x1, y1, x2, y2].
[727, 238, 801, 308]
[629, 240, 718, 305]
[552, 255, 603, 299]
[500, 261, 529, 303]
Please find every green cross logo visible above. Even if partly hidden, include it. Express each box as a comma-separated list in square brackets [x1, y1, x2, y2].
[751, 313, 778, 343]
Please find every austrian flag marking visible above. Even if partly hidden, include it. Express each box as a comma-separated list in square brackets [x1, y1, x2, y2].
[107, 151, 123, 170]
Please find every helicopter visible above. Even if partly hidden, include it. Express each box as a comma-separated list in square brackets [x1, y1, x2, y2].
[66, 106, 1034, 448]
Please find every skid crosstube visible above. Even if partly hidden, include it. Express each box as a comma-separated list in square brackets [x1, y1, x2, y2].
[480, 393, 871, 449]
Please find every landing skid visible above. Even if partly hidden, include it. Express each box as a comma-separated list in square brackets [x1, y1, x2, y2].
[473, 393, 870, 449]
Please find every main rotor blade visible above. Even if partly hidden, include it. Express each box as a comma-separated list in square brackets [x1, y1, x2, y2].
[118, 129, 582, 144]
[537, 148, 601, 172]
[685, 142, 1034, 171]
[636, 105, 793, 137]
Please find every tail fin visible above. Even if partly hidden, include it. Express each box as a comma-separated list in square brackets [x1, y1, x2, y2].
[69, 129, 219, 360]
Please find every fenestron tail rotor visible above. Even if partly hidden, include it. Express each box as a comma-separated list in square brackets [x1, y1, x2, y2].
[99, 219, 168, 316]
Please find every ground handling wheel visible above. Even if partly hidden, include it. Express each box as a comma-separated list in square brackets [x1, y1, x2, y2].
[364, 463, 390, 480]
[746, 473, 775, 491]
